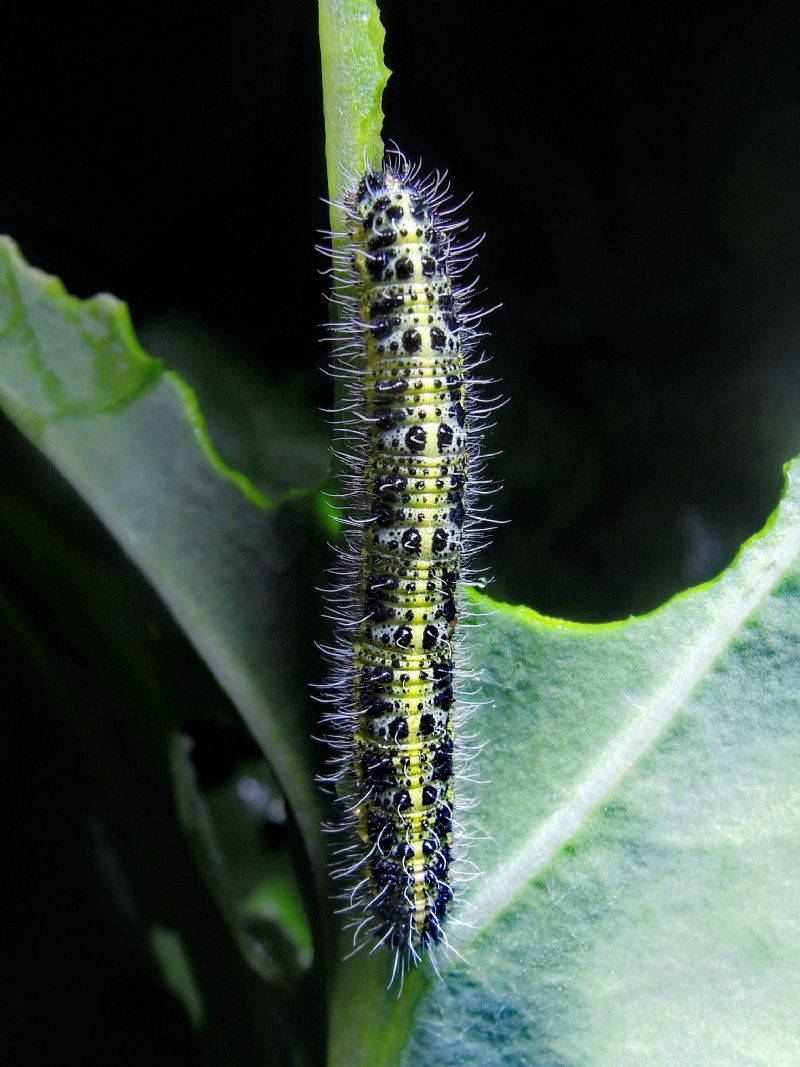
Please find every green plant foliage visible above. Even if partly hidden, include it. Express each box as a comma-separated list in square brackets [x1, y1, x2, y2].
[319, 0, 388, 208]
[1, 1, 799, 1063]
[396, 511, 800, 1065]
[0, 237, 325, 880]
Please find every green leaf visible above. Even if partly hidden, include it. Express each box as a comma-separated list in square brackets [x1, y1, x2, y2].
[150, 925, 205, 1031]
[0, 235, 327, 901]
[328, 463, 800, 1065]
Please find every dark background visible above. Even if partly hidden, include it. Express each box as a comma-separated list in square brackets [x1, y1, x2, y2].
[3, 1, 800, 1061]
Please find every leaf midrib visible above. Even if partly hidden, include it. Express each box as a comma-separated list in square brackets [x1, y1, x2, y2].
[455, 469, 800, 950]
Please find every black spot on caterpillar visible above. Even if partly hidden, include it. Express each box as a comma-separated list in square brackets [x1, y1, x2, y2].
[318, 149, 498, 984]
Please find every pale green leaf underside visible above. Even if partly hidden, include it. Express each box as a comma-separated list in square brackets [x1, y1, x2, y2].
[390, 467, 800, 1066]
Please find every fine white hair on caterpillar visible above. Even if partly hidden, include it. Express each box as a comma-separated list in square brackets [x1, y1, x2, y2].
[316, 147, 501, 987]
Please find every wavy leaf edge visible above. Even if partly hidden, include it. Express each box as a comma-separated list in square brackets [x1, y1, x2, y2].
[0, 235, 276, 510]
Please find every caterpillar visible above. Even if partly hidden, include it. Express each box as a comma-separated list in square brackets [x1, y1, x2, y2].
[319, 149, 495, 983]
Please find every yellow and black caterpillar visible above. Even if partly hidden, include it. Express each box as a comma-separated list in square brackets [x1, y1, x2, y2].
[320, 150, 494, 980]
